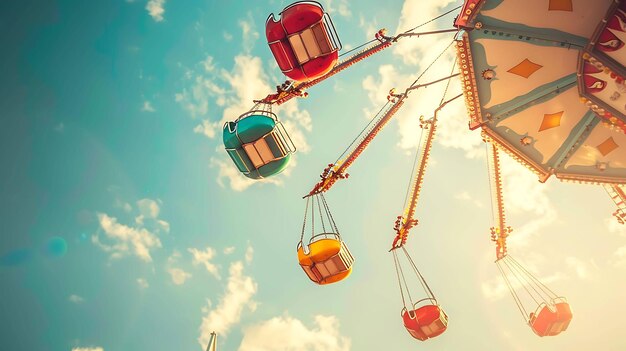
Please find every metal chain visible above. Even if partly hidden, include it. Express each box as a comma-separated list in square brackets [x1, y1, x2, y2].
[396, 249, 414, 307]
[300, 197, 311, 244]
[317, 193, 327, 233]
[403, 246, 436, 301]
[393, 250, 409, 311]
[503, 256, 541, 307]
[508, 255, 558, 299]
[311, 193, 315, 238]
[321, 193, 340, 235]
[497, 260, 529, 322]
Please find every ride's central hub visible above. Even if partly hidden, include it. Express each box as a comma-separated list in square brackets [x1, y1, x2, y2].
[579, 0, 626, 131]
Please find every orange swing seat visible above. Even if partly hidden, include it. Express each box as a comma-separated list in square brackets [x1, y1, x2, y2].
[297, 233, 353, 285]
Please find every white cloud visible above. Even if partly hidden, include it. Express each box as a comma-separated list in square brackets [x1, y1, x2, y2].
[194, 119, 218, 139]
[146, 0, 165, 22]
[202, 56, 216, 72]
[136, 198, 160, 220]
[455, 191, 470, 201]
[224, 246, 235, 255]
[500, 155, 557, 249]
[238, 13, 260, 53]
[167, 250, 181, 264]
[168, 267, 192, 285]
[238, 315, 351, 351]
[134, 198, 169, 232]
[359, 0, 482, 158]
[198, 261, 258, 346]
[454, 190, 484, 208]
[54, 122, 65, 132]
[358, 14, 380, 40]
[178, 37, 313, 191]
[565, 257, 596, 280]
[436, 96, 484, 158]
[360, 61, 476, 157]
[277, 101, 312, 154]
[72, 348, 103, 351]
[68, 294, 84, 304]
[219, 55, 272, 126]
[325, 0, 351, 18]
[93, 213, 162, 262]
[137, 278, 149, 289]
[614, 245, 626, 268]
[113, 198, 132, 213]
[157, 219, 170, 232]
[142, 101, 156, 112]
[223, 31, 233, 42]
[605, 216, 626, 237]
[211, 156, 283, 192]
[188, 247, 221, 279]
[393, 0, 457, 66]
[175, 73, 226, 119]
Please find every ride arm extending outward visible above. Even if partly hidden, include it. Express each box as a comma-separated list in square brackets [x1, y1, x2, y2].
[305, 73, 460, 198]
[391, 94, 463, 250]
[487, 142, 512, 260]
[256, 28, 459, 106]
[307, 95, 406, 197]
[605, 184, 626, 224]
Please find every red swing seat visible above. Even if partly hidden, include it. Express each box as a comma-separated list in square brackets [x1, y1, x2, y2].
[401, 299, 448, 341]
[529, 298, 573, 337]
[266, 1, 340, 82]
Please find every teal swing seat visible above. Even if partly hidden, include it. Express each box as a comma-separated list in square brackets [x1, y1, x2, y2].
[223, 110, 296, 179]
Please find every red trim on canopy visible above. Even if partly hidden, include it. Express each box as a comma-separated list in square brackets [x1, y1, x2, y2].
[454, 0, 486, 28]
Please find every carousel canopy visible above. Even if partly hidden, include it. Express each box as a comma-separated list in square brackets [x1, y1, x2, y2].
[456, 0, 626, 184]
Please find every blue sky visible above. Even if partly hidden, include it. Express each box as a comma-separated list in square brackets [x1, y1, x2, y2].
[2, 0, 626, 350]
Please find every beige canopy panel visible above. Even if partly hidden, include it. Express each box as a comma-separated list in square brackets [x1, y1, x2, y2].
[455, 0, 626, 184]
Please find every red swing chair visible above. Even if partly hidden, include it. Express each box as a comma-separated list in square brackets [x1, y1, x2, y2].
[496, 254, 573, 337]
[265, 1, 341, 82]
[393, 246, 448, 341]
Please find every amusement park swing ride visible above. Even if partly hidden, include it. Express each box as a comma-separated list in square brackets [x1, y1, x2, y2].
[221, 0, 626, 342]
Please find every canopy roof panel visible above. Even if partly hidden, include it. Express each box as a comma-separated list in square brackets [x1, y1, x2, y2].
[456, 0, 626, 184]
